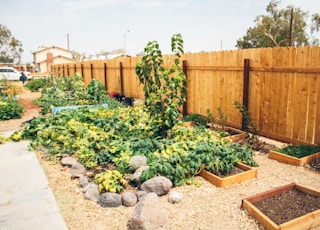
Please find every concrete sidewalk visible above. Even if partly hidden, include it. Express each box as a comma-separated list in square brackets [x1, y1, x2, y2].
[0, 140, 68, 230]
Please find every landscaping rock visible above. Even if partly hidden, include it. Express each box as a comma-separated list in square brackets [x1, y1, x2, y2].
[130, 166, 149, 183]
[70, 162, 86, 177]
[98, 192, 122, 208]
[128, 192, 169, 230]
[79, 176, 89, 188]
[129, 155, 147, 171]
[136, 190, 148, 201]
[168, 191, 183, 204]
[140, 176, 173, 196]
[84, 183, 100, 201]
[121, 191, 138, 207]
[61, 156, 78, 167]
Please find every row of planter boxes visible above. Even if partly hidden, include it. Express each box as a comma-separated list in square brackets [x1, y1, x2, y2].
[198, 131, 320, 230]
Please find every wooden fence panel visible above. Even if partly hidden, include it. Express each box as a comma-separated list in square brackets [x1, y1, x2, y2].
[51, 46, 320, 145]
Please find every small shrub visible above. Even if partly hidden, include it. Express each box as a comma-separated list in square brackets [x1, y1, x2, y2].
[25, 79, 47, 92]
[0, 99, 24, 120]
[94, 170, 127, 193]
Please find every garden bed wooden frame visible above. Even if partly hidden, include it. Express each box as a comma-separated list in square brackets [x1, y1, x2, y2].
[241, 183, 320, 230]
[268, 150, 320, 166]
[199, 162, 257, 188]
[224, 127, 247, 143]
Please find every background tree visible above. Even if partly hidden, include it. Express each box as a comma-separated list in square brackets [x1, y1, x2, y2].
[236, 0, 318, 49]
[0, 24, 23, 64]
[310, 13, 320, 45]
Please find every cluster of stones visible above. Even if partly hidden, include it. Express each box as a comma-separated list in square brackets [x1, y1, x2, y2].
[60, 155, 183, 229]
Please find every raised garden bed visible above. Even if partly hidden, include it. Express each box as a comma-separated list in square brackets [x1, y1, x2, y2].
[224, 127, 247, 143]
[199, 162, 257, 188]
[242, 183, 320, 230]
[269, 150, 320, 166]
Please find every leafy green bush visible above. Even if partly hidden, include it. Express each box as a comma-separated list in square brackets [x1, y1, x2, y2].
[94, 170, 127, 193]
[183, 113, 209, 127]
[275, 144, 320, 158]
[18, 105, 258, 188]
[24, 79, 47, 92]
[0, 99, 24, 120]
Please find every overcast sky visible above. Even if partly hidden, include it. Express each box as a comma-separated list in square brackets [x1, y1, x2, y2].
[1, 0, 320, 63]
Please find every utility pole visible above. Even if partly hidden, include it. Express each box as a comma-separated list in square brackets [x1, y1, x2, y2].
[67, 33, 70, 50]
[220, 40, 223, 51]
[124, 30, 129, 57]
[289, 8, 293, 46]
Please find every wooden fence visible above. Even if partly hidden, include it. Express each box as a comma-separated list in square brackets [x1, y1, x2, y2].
[51, 46, 320, 145]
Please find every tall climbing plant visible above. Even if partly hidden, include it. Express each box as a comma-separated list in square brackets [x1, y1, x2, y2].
[136, 34, 187, 137]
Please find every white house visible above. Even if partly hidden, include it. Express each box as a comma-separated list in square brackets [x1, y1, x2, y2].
[33, 46, 76, 73]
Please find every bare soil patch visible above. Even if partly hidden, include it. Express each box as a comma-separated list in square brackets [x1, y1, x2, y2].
[1, 89, 320, 230]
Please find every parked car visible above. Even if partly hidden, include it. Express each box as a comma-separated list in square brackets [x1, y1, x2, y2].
[0, 67, 31, 81]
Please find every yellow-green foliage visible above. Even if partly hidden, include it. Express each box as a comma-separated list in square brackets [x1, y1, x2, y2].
[94, 170, 127, 193]
[0, 135, 10, 144]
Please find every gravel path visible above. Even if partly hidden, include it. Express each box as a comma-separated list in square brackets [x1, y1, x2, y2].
[36, 146, 320, 230]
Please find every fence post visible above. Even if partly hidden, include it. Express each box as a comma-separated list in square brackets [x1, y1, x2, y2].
[119, 62, 124, 95]
[67, 64, 69, 76]
[182, 60, 188, 116]
[81, 64, 84, 79]
[242, 59, 250, 130]
[90, 63, 93, 79]
[74, 64, 76, 76]
[104, 62, 108, 91]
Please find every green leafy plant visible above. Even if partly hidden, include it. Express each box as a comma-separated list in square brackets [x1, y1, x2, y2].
[274, 144, 320, 158]
[136, 33, 188, 137]
[234, 101, 259, 148]
[86, 79, 108, 104]
[0, 99, 24, 120]
[94, 170, 127, 193]
[24, 78, 47, 92]
[183, 113, 209, 127]
[207, 107, 228, 131]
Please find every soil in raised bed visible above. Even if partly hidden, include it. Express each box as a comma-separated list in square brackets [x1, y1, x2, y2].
[214, 165, 245, 178]
[253, 188, 320, 225]
[310, 159, 320, 171]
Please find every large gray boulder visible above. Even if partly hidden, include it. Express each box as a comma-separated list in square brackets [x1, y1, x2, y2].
[121, 191, 138, 207]
[140, 176, 172, 196]
[98, 192, 122, 207]
[129, 155, 147, 171]
[60, 156, 78, 167]
[83, 182, 100, 201]
[128, 192, 169, 230]
[130, 166, 149, 183]
[79, 176, 89, 188]
[70, 161, 86, 177]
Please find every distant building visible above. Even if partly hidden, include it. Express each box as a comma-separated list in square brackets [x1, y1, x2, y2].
[33, 46, 76, 73]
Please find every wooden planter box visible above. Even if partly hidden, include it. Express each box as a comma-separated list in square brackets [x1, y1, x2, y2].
[269, 150, 320, 166]
[225, 127, 247, 143]
[199, 162, 257, 188]
[242, 183, 320, 230]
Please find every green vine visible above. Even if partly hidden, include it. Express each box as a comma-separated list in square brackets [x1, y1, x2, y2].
[234, 101, 259, 147]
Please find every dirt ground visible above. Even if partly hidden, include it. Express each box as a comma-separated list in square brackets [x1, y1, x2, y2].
[1, 89, 320, 230]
